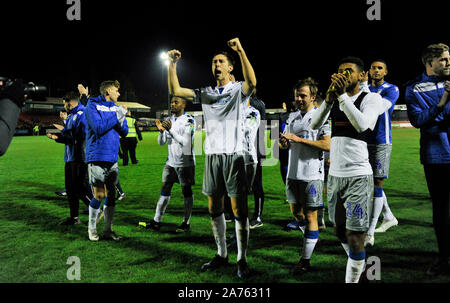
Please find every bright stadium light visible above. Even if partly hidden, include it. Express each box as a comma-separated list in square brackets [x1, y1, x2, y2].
[159, 50, 171, 112]
[160, 51, 170, 67]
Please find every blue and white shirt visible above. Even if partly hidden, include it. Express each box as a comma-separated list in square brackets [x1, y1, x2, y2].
[361, 81, 399, 145]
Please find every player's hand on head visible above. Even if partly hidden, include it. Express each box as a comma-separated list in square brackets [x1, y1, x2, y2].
[168, 50, 181, 63]
[228, 38, 243, 52]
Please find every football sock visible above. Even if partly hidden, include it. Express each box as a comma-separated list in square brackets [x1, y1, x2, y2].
[302, 230, 319, 259]
[154, 195, 170, 223]
[382, 191, 395, 221]
[346, 250, 366, 283]
[88, 198, 101, 230]
[103, 205, 115, 232]
[183, 195, 194, 224]
[235, 217, 250, 262]
[211, 213, 227, 258]
[368, 187, 384, 235]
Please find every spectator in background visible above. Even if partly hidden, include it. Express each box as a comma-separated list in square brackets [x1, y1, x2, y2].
[120, 110, 143, 166]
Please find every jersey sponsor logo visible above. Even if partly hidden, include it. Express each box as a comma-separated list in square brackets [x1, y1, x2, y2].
[96, 105, 118, 112]
[334, 121, 351, 126]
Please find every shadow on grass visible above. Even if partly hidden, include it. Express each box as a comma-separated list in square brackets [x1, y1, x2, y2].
[397, 218, 433, 228]
[386, 188, 430, 201]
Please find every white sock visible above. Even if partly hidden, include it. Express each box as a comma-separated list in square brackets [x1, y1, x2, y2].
[345, 258, 366, 283]
[382, 191, 395, 221]
[154, 195, 170, 223]
[88, 206, 100, 230]
[302, 235, 319, 260]
[183, 195, 193, 224]
[235, 217, 250, 262]
[211, 214, 227, 258]
[368, 197, 384, 235]
[341, 242, 350, 256]
[103, 205, 115, 232]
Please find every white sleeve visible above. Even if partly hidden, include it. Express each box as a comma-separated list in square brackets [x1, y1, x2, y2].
[157, 131, 167, 146]
[311, 101, 332, 130]
[116, 106, 127, 126]
[360, 81, 370, 93]
[338, 93, 384, 132]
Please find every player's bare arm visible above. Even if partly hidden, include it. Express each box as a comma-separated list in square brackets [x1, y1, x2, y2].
[228, 38, 256, 96]
[167, 49, 195, 101]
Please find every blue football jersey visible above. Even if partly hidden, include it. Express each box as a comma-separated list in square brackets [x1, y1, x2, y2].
[369, 81, 399, 145]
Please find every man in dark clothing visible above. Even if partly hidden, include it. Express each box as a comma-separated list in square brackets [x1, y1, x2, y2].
[47, 91, 90, 225]
[120, 111, 143, 166]
[405, 43, 450, 277]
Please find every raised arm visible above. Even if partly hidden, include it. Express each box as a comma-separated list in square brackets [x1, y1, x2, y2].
[167, 50, 195, 101]
[228, 38, 257, 96]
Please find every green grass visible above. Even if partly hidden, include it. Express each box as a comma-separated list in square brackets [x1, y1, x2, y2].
[0, 128, 448, 283]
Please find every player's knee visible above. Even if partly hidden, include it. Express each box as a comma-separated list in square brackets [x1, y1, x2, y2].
[161, 183, 173, 196]
[181, 186, 193, 197]
[374, 178, 384, 188]
[104, 196, 116, 207]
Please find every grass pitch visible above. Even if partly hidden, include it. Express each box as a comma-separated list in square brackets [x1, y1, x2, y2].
[0, 128, 449, 283]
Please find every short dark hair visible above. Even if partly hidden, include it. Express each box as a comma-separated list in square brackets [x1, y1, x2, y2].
[170, 95, 186, 104]
[421, 43, 449, 66]
[62, 91, 79, 102]
[338, 56, 365, 72]
[212, 51, 236, 67]
[371, 59, 388, 69]
[293, 77, 319, 97]
[99, 80, 120, 96]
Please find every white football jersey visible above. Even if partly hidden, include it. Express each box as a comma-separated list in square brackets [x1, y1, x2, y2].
[286, 108, 331, 181]
[194, 81, 251, 155]
[330, 91, 386, 177]
[243, 105, 261, 164]
[158, 114, 196, 167]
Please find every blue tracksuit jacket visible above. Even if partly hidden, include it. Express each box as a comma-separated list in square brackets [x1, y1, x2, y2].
[85, 95, 128, 163]
[55, 103, 87, 163]
[405, 73, 450, 164]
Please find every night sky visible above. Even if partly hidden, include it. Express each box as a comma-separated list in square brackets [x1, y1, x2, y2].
[0, 0, 447, 112]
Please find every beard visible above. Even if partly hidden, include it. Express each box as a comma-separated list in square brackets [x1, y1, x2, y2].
[346, 82, 358, 92]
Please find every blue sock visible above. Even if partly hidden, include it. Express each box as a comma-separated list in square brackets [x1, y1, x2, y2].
[349, 250, 366, 261]
[89, 198, 101, 209]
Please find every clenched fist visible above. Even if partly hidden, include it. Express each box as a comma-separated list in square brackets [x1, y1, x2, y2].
[228, 38, 243, 53]
[168, 50, 181, 63]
